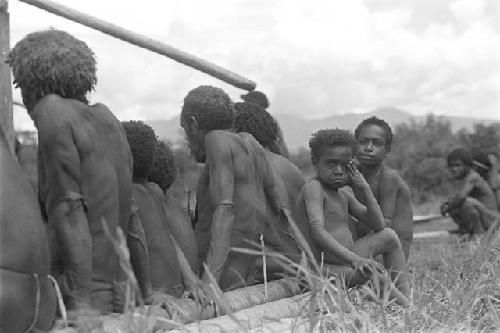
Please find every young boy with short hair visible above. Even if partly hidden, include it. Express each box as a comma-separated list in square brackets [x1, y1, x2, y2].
[442, 147, 498, 234]
[298, 129, 409, 305]
[353, 116, 413, 259]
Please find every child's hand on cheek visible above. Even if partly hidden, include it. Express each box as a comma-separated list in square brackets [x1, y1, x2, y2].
[346, 160, 369, 190]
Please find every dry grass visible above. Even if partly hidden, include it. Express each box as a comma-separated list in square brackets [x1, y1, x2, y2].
[53, 218, 500, 333]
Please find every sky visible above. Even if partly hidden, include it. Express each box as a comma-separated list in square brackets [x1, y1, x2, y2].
[9, 0, 500, 130]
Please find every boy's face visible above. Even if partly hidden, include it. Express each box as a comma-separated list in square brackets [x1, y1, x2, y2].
[448, 158, 469, 179]
[355, 124, 388, 166]
[314, 145, 352, 189]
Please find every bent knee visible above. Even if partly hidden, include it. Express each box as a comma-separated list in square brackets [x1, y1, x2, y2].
[379, 228, 401, 249]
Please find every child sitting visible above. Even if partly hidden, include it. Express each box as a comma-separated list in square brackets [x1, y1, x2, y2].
[297, 129, 409, 305]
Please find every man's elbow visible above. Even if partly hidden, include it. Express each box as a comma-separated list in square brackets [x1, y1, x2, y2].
[311, 227, 326, 246]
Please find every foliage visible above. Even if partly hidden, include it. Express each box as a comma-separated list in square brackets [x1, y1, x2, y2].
[388, 115, 500, 204]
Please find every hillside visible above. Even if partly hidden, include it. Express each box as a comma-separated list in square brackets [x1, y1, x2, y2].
[146, 108, 499, 150]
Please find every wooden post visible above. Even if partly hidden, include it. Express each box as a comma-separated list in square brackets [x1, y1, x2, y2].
[0, 0, 13, 150]
[18, 0, 257, 91]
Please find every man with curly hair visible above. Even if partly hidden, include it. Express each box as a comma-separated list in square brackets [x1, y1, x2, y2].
[441, 147, 498, 234]
[296, 129, 409, 306]
[352, 116, 413, 259]
[180, 85, 287, 291]
[122, 121, 193, 297]
[8, 29, 153, 315]
[0, 125, 57, 332]
[234, 102, 308, 278]
[240, 91, 289, 157]
[149, 141, 198, 275]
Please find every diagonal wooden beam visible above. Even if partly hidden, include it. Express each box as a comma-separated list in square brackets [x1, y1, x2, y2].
[18, 0, 257, 91]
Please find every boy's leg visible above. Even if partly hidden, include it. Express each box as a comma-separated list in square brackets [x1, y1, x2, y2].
[351, 228, 410, 300]
[450, 198, 496, 234]
[463, 197, 498, 232]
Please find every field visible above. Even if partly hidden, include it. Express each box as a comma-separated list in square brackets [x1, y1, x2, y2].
[17, 142, 500, 332]
[49, 215, 500, 333]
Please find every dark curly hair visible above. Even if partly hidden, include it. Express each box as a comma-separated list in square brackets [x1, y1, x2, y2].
[234, 101, 278, 148]
[122, 121, 158, 180]
[181, 85, 234, 131]
[354, 116, 393, 147]
[7, 29, 96, 105]
[240, 91, 269, 109]
[309, 129, 354, 164]
[149, 140, 177, 192]
[447, 147, 473, 167]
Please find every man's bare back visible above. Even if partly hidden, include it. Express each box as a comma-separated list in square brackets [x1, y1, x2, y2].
[133, 183, 183, 296]
[0, 128, 57, 332]
[196, 131, 271, 289]
[37, 95, 137, 312]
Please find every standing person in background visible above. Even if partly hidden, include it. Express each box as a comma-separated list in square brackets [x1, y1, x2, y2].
[352, 117, 413, 260]
[8, 29, 153, 315]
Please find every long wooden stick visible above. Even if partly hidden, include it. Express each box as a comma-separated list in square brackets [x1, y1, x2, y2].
[165, 292, 311, 333]
[18, 0, 257, 91]
[158, 278, 301, 324]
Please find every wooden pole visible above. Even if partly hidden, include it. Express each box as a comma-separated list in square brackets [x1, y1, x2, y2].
[0, 0, 13, 150]
[164, 292, 312, 333]
[18, 0, 257, 91]
[157, 278, 300, 324]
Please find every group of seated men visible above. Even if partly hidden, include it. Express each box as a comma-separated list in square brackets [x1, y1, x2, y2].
[3, 28, 496, 331]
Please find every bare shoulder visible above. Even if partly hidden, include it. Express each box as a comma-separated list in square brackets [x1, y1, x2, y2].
[382, 165, 410, 193]
[146, 182, 165, 200]
[204, 130, 233, 149]
[34, 95, 73, 126]
[303, 179, 323, 198]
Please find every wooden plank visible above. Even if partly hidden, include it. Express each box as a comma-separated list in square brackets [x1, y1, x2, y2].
[164, 292, 311, 333]
[413, 214, 443, 224]
[158, 278, 301, 324]
[0, 0, 13, 150]
[18, 0, 257, 91]
[413, 230, 449, 239]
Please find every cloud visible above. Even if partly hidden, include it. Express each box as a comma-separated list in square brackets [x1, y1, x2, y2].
[9, 0, 500, 131]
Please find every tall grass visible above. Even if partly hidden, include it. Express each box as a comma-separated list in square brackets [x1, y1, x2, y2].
[55, 219, 500, 332]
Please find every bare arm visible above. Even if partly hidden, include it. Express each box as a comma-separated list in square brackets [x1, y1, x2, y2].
[203, 133, 235, 283]
[258, 143, 288, 214]
[38, 115, 91, 311]
[347, 162, 385, 232]
[488, 154, 499, 190]
[446, 174, 477, 210]
[391, 184, 413, 259]
[127, 202, 153, 303]
[304, 181, 360, 265]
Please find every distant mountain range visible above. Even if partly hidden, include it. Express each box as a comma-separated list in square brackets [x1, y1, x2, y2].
[146, 108, 499, 151]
